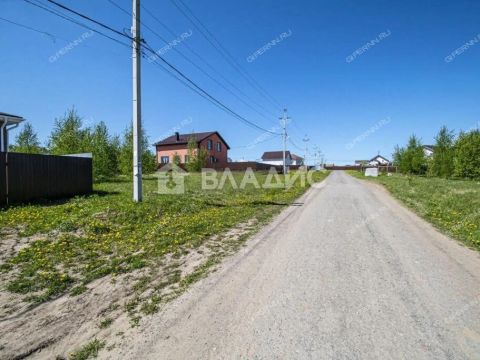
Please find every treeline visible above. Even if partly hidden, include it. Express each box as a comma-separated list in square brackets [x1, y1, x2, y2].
[393, 126, 480, 179]
[9, 108, 156, 181]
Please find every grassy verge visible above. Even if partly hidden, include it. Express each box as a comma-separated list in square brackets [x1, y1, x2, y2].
[346, 170, 480, 250]
[0, 170, 330, 303]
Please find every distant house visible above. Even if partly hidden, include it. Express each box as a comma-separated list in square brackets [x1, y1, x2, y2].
[261, 151, 292, 166]
[0, 112, 24, 152]
[291, 154, 304, 166]
[368, 154, 391, 166]
[154, 131, 230, 168]
[423, 145, 434, 158]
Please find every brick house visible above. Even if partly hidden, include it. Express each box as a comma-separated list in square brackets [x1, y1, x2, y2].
[154, 131, 230, 168]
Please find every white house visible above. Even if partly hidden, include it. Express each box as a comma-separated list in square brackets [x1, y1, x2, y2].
[261, 151, 293, 166]
[0, 112, 24, 152]
[423, 145, 434, 158]
[368, 154, 391, 166]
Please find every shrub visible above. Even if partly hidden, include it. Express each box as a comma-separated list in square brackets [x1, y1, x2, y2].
[393, 135, 427, 174]
[454, 130, 480, 179]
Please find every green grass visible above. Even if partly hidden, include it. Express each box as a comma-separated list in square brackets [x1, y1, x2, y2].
[347, 170, 480, 250]
[69, 339, 105, 360]
[98, 318, 113, 329]
[0, 171, 330, 302]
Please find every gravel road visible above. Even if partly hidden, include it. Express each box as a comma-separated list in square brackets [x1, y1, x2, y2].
[110, 171, 480, 359]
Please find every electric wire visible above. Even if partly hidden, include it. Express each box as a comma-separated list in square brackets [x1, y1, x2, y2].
[106, 0, 276, 124]
[24, 0, 281, 135]
[141, 3, 279, 119]
[0, 15, 58, 41]
[169, 0, 283, 111]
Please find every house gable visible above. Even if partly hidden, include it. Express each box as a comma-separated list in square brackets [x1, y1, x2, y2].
[368, 155, 391, 166]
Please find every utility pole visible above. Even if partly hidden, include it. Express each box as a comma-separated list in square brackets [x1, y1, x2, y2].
[132, 0, 142, 202]
[313, 145, 320, 169]
[280, 108, 290, 175]
[303, 135, 310, 168]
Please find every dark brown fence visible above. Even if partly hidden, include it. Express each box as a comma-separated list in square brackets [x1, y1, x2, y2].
[225, 161, 284, 172]
[324, 165, 362, 171]
[0, 153, 6, 204]
[324, 165, 398, 173]
[0, 152, 92, 205]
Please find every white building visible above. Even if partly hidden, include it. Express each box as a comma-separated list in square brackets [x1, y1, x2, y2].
[368, 154, 391, 166]
[261, 151, 293, 166]
[423, 145, 434, 158]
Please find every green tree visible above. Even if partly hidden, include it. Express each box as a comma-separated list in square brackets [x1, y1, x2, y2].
[393, 135, 427, 174]
[48, 108, 90, 155]
[429, 126, 455, 178]
[185, 136, 207, 172]
[454, 130, 480, 179]
[118, 124, 156, 176]
[392, 144, 405, 169]
[90, 121, 119, 180]
[10, 123, 43, 154]
[172, 152, 181, 165]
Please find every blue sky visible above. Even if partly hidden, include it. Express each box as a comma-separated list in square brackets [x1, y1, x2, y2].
[1, 0, 479, 164]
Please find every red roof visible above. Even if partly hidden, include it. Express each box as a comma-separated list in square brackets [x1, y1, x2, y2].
[154, 131, 230, 149]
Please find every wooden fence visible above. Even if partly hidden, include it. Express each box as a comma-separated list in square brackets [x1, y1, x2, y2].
[0, 152, 92, 205]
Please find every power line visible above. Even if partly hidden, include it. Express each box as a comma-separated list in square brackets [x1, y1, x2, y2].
[0, 15, 58, 42]
[174, 0, 283, 110]
[169, 0, 283, 111]
[289, 137, 304, 152]
[142, 42, 279, 134]
[46, 0, 131, 40]
[140, 3, 279, 119]
[230, 133, 281, 149]
[23, 0, 132, 49]
[106, 0, 275, 124]
[27, 0, 280, 135]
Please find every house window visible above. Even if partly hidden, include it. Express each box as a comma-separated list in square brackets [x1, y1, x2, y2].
[210, 156, 216, 163]
[207, 139, 213, 150]
[160, 156, 169, 164]
[216, 142, 221, 152]
[184, 155, 190, 163]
